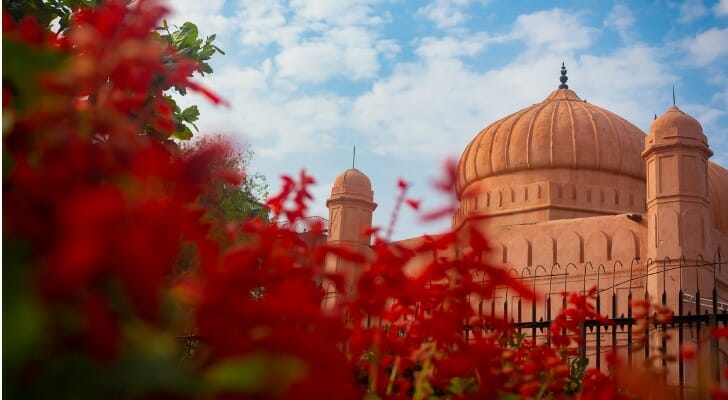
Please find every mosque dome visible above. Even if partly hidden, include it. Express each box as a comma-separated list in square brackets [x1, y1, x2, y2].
[453, 64, 648, 228]
[648, 106, 708, 145]
[457, 88, 646, 197]
[331, 168, 373, 199]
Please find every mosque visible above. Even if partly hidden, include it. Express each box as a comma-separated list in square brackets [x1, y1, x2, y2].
[322, 64, 728, 386]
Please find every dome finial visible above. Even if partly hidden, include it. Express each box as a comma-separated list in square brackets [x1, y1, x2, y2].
[559, 62, 569, 89]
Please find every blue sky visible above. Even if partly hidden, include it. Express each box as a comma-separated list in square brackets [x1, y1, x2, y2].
[168, 0, 728, 239]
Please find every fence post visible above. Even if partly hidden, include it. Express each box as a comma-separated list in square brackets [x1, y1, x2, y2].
[532, 266, 546, 343]
[711, 284, 719, 383]
[661, 281, 667, 379]
[596, 291, 601, 370]
[517, 298, 522, 336]
[628, 290, 633, 367]
[546, 296, 552, 346]
[504, 298, 508, 324]
[678, 288, 684, 400]
[578, 321, 586, 361]
[696, 278, 702, 400]
[612, 291, 617, 359]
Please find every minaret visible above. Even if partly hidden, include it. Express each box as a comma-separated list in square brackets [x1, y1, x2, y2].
[325, 168, 377, 295]
[642, 105, 713, 293]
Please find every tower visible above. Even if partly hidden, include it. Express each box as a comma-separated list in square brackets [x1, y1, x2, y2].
[643, 106, 714, 295]
[325, 168, 377, 294]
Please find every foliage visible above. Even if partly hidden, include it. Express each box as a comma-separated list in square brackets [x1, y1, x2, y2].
[3, 0, 224, 141]
[6, 1, 728, 400]
[183, 134, 269, 224]
[155, 19, 225, 140]
[3, 0, 99, 31]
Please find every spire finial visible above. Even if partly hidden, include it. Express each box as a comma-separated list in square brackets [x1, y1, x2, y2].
[672, 85, 676, 107]
[352, 145, 356, 169]
[559, 62, 569, 89]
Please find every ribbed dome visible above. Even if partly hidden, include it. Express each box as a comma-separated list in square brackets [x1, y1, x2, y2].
[457, 88, 647, 197]
[331, 168, 373, 199]
[649, 106, 706, 143]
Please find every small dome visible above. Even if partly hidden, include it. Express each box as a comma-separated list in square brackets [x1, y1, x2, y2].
[648, 106, 706, 143]
[331, 168, 373, 198]
[457, 88, 646, 197]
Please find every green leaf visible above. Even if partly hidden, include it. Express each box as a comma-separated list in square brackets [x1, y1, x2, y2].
[172, 125, 193, 140]
[180, 105, 200, 123]
[199, 46, 215, 59]
[172, 22, 199, 50]
[204, 353, 308, 395]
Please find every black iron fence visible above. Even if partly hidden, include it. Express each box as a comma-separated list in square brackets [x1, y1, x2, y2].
[470, 254, 728, 395]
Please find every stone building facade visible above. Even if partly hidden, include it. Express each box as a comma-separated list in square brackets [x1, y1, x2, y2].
[323, 67, 728, 386]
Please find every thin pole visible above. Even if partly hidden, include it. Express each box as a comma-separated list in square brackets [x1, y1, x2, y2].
[352, 145, 356, 168]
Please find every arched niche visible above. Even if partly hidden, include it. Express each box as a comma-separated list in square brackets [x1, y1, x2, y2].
[532, 234, 556, 268]
[506, 236, 531, 267]
[484, 241, 505, 264]
[612, 228, 639, 263]
[556, 231, 583, 264]
[585, 231, 610, 262]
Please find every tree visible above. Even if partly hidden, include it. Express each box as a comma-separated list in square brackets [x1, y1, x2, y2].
[184, 134, 269, 224]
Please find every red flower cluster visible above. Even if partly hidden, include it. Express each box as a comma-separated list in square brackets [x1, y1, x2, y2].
[550, 288, 612, 349]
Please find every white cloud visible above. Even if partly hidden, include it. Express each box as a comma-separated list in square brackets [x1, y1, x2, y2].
[414, 34, 493, 59]
[232, 0, 395, 84]
[417, 0, 482, 29]
[169, 3, 676, 163]
[678, 0, 708, 22]
[350, 53, 560, 158]
[604, 4, 635, 42]
[165, 0, 235, 44]
[713, 87, 728, 108]
[290, 0, 383, 25]
[715, 0, 728, 16]
[176, 64, 350, 159]
[683, 28, 728, 65]
[682, 105, 725, 126]
[512, 9, 595, 53]
[571, 46, 675, 130]
[275, 27, 383, 82]
[235, 1, 292, 47]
